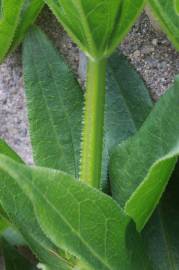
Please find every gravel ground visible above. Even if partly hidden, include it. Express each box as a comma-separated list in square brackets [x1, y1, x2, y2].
[0, 9, 179, 163]
[121, 13, 179, 100]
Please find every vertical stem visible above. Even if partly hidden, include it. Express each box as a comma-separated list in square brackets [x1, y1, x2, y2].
[80, 58, 107, 188]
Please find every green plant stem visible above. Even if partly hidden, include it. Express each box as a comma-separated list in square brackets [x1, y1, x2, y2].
[80, 58, 107, 188]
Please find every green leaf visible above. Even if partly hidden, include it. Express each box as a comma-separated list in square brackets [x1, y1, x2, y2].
[0, 0, 24, 62]
[10, 0, 44, 52]
[23, 26, 83, 178]
[110, 76, 179, 231]
[1, 238, 37, 270]
[143, 162, 179, 269]
[0, 155, 152, 270]
[148, 0, 179, 51]
[106, 53, 153, 146]
[102, 52, 153, 190]
[0, 140, 74, 269]
[44, 0, 145, 59]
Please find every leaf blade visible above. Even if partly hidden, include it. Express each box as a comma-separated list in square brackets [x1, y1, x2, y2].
[0, 155, 152, 270]
[23, 26, 83, 178]
[0, 140, 73, 269]
[102, 52, 153, 190]
[110, 77, 179, 230]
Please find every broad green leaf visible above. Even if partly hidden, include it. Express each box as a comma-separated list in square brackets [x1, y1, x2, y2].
[106, 53, 153, 147]
[0, 0, 24, 62]
[148, 0, 179, 51]
[102, 52, 153, 190]
[0, 140, 74, 269]
[10, 0, 44, 52]
[110, 76, 179, 231]
[1, 238, 37, 270]
[23, 26, 83, 178]
[45, 0, 145, 59]
[0, 155, 152, 270]
[143, 162, 179, 269]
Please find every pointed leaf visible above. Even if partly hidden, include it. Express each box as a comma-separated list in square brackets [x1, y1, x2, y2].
[110, 77, 179, 231]
[45, 0, 145, 59]
[143, 162, 179, 269]
[106, 53, 153, 145]
[148, 0, 179, 51]
[102, 52, 153, 190]
[0, 155, 152, 270]
[23, 26, 83, 178]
